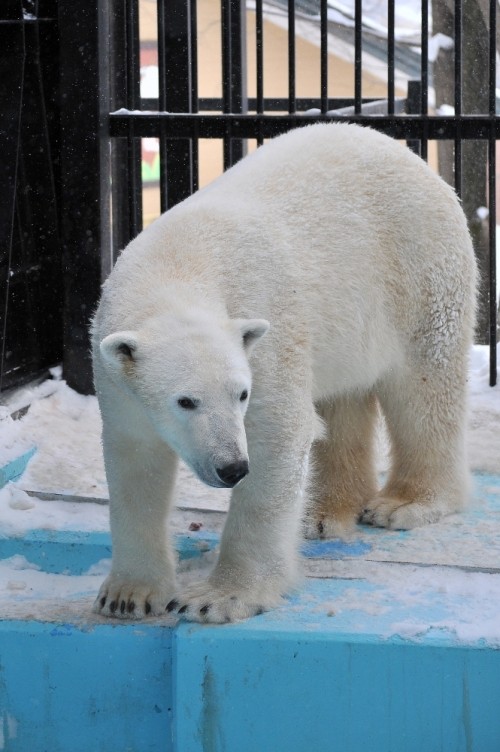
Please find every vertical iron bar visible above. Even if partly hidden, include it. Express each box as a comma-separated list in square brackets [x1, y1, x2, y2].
[126, 0, 143, 235]
[288, 0, 296, 114]
[0, 11, 25, 391]
[59, 0, 109, 393]
[320, 0, 328, 114]
[157, 0, 168, 213]
[222, 0, 231, 115]
[454, 0, 462, 198]
[190, 0, 199, 113]
[109, 0, 132, 261]
[255, 0, 264, 112]
[228, 0, 247, 164]
[221, 0, 247, 165]
[97, 0, 112, 281]
[405, 80, 421, 156]
[255, 0, 264, 144]
[222, 0, 232, 166]
[420, 0, 428, 160]
[160, 0, 195, 207]
[190, 0, 199, 192]
[489, 0, 497, 116]
[387, 0, 395, 115]
[488, 0, 497, 385]
[488, 132, 497, 386]
[354, 0, 362, 113]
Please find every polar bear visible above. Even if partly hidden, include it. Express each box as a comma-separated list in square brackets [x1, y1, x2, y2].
[92, 123, 476, 623]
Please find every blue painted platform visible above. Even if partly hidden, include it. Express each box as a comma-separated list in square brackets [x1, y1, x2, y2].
[0, 446, 36, 488]
[0, 474, 499, 751]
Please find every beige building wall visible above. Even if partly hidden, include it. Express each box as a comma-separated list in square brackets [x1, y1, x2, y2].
[139, 0, 408, 224]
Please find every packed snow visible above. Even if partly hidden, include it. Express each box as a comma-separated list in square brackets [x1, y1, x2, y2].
[0, 345, 499, 643]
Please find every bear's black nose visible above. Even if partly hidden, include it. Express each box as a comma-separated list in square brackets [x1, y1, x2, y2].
[216, 460, 249, 487]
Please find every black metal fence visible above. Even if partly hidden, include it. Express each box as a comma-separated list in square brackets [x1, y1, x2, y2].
[1, 0, 498, 395]
[0, 1, 63, 393]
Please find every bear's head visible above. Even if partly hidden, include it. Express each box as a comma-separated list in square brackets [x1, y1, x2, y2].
[99, 311, 269, 489]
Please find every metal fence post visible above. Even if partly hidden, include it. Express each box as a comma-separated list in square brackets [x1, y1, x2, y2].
[0, 2, 26, 391]
[222, 0, 248, 168]
[0, 0, 63, 392]
[158, 0, 197, 210]
[58, 0, 110, 394]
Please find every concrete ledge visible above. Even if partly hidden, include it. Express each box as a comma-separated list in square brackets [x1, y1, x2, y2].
[0, 529, 219, 575]
[0, 447, 36, 489]
[1, 473, 500, 751]
[1, 581, 499, 752]
[174, 609, 500, 752]
[0, 620, 173, 752]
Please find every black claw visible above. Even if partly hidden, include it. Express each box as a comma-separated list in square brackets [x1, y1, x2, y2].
[199, 604, 210, 615]
[255, 608, 264, 616]
[178, 605, 188, 614]
[120, 600, 126, 614]
[145, 602, 151, 615]
[109, 600, 117, 613]
[166, 599, 179, 613]
[100, 596, 106, 608]
[127, 601, 135, 613]
[318, 521, 324, 535]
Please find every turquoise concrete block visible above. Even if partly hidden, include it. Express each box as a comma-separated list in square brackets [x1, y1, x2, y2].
[0, 530, 112, 574]
[0, 472, 499, 751]
[0, 620, 173, 752]
[0, 447, 36, 488]
[174, 607, 500, 752]
[0, 529, 219, 574]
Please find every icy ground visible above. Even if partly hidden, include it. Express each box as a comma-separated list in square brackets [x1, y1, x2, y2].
[0, 345, 499, 642]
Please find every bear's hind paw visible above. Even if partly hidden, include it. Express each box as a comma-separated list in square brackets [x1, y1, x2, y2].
[303, 514, 357, 540]
[362, 495, 451, 529]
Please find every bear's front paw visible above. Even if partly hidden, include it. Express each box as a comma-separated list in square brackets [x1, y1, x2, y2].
[166, 580, 281, 624]
[92, 574, 174, 619]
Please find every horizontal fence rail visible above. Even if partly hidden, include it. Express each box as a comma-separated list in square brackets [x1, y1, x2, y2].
[109, 111, 500, 140]
[100, 0, 498, 388]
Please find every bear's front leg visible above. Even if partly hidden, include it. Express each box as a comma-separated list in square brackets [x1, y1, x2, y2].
[93, 424, 178, 620]
[168, 395, 316, 623]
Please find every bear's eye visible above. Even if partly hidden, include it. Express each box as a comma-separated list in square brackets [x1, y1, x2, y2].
[240, 390, 248, 402]
[177, 397, 197, 410]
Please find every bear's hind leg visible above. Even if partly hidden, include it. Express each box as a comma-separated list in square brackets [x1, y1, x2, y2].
[363, 363, 469, 529]
[305, 393, 378, 539]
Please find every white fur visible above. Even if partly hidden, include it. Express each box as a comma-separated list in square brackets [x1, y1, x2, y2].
[91, 124, 477, 623]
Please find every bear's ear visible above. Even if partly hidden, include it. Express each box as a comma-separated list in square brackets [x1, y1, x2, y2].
[99, 331, 139, 370]
[233, 318, 270, 354]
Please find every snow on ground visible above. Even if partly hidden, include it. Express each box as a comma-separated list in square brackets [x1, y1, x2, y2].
[300, 558, 500, 646]
[0, 344, 497, 527]
[0, 345, 499, 640]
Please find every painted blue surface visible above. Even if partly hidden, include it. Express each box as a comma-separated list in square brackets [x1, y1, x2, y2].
[0, 472, 499, 750]
[0, 529, 219, 574]
[0, 530, 112, 574]
[1, 584, 499, 752]
[0, 446, 36, 488]
[302, 537, 372, 558]
[174, 619, 500, 752]
[0, 620, 174, 752]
